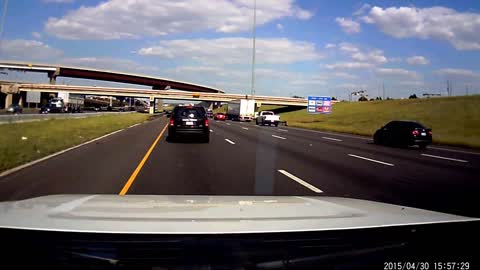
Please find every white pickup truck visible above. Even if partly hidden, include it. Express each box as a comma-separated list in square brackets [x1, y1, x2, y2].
[255, 111, 280, 127]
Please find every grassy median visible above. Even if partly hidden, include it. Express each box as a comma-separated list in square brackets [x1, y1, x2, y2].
[0, 113, 150, 172]
[259, 95, 480, 149]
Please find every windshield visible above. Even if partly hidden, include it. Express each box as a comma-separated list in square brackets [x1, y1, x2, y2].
[0, 0, 479, 268]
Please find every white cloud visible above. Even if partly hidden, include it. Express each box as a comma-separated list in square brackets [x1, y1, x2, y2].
[332, 72, 358, 79]
[324, 43, 336, 49]
[335, 17, 361, 34]
[43, 0, 74, 3]
[362, 6, 480, 50]
[138, 37, 322, 65]
[276, 23, 284, 31]
[325, 62, 374, 69]
[353, 3, 371, 16]
[338, 42, 360, 53]
[31, 32, 42, 39]
[434, 68, 479, 78]
[406, 56, 429, 65]
[0, 39, 63, 60]
[351, 49, 387, 64]
[376, 68, 419, 79]
[45, 0, 312, 40]
[60, 57, 159, 73]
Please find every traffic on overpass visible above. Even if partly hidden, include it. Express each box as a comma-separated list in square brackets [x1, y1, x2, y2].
[0, 0, 479, 269]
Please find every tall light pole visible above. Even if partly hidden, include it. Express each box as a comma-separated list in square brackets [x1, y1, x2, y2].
[250, 0, 257, 99]
[0, 0, 9, 58]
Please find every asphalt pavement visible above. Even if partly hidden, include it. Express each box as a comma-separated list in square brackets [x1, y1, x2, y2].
[0, 116, 479, 217]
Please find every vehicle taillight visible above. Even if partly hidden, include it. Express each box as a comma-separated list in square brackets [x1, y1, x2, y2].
[169, 119, 174, 126]
[428, 130, 432, 135]
[205, 119, 209, 127]
[412, 130, 419, 136]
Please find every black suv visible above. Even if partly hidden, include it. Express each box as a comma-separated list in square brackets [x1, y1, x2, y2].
[374, 120, 432, 149]
[168, 105, 209, 143]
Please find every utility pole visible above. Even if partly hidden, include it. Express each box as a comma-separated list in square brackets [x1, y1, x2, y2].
[382, 82, 385, 100]
[250, 0, 257, 99]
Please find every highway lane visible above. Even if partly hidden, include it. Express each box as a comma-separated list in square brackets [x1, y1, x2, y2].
[0, 116, 478, 218]
[211, 120, 480, 217]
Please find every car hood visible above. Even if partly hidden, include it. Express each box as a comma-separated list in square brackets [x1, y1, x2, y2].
[0, 195, 476, 234]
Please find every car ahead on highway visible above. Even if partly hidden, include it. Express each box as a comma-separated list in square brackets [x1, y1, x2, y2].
[168, 105, 209, 143]
[214, 112, 226, 121]
[374, 120, 432, 149]
[6, 104, 23, 114]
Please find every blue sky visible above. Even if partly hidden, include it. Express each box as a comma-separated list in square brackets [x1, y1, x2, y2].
[1, 0, 480, 99]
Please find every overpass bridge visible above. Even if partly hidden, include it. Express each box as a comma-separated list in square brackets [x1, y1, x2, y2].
[0, 62, 308, 111]
[0, 62, 224, 93]
[0, 83, 308, 111]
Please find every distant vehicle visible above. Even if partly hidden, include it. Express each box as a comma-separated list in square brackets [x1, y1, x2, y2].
[227, 99, 255, 121]
[214, 112, 226, 121]
[48, 98, 66, 113]
[256, 111, 280, 127]
[207, 109, 213, 118]
[168, 105, 209, 143]
[39, 105, 50, 114]
[373, 120, 432, 149]
[6, 104, 22, 114]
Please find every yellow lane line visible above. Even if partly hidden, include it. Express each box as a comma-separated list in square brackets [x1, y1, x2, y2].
[119, 122, 169, 195]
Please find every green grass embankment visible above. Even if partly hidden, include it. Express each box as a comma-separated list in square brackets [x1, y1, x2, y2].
[260, 96, 480, 148]
[0, 113, 150, 172]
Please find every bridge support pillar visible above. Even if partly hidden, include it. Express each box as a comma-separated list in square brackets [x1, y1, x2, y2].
[149, 96, 155, 115]
[49, 76, 57, 85]
[5, 94, 13, 108]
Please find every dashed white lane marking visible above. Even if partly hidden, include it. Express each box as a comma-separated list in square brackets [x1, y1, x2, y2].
[421, 154, 468, 163]
[226, 123, 231, 126]
[225, 139, 236, 145]
[272, 135, 287, 140]
[127, 123, 141, 128]
[210, 129, 213, 132]
[322, 136, 342, 142]
[278, 129, 288, 132]
[242, 127, 249, 130]
[428, 147, 480, 156]
[278, 170, 323, 193]
[348, 154, 394, 166]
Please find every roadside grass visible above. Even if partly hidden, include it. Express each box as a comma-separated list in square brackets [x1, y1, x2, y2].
[0, 113, 150, 172]
[259, 96, 480, 148]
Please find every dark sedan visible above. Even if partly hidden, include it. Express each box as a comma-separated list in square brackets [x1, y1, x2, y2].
[168, 105, 209, 143]
[373, 120, 432, 149]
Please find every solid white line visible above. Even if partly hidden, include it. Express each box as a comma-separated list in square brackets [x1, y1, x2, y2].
[428, 147, 480, 156]
[348, 154, 394, 166]
[322, 136, 342, 142]
[0, 129, 125, 179]
[215, 121, 219, 123]
[242, 127, 249, 130]
[225, 139, 236, 145]
[278, 170, 323, 193]
[226, 123, 231, 125]
[127, 123, 141, 128]
[421, 154, 468, 163]
[278, 129, 288, 132]
[210, 129, 213, 132]
[272, 135, 287, 140]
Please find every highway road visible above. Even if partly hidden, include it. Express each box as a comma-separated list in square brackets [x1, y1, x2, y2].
[0, 116, 479, 217]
